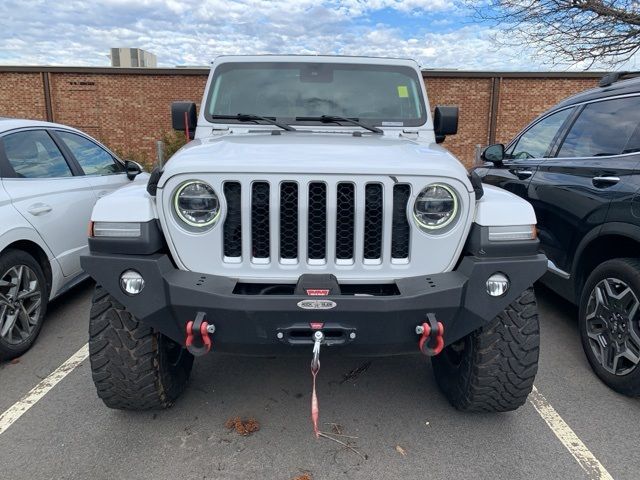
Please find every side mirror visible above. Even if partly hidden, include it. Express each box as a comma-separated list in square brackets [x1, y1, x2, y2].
[171, 101, 197, 140]
[125, 160, 143, 181]
[481, 144, 506, 164]
[433, 105, 459, 144]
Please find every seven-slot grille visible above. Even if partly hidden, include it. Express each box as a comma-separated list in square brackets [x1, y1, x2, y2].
[222, 180, 411, 265]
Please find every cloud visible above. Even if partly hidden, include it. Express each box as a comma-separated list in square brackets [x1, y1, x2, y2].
[0, 0, 593, 70]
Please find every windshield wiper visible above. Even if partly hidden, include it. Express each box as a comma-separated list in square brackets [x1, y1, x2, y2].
[295, 115, 383, 134]
[210, 114, 296, 131]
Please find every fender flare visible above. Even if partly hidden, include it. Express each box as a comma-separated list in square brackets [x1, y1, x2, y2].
[572, 221, 640, 285]
[474, 184, 537, 226]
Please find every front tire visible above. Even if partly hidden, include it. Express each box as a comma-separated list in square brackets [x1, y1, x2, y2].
[89, 285, 194, 410]
[432, 288, 539, 412]
[579, 258, 640, 396]
[0, 249, 48, 361]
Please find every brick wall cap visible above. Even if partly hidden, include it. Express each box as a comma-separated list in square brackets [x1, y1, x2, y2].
[0, 65, 607, 79]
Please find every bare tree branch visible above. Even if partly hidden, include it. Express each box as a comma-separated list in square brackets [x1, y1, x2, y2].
[469, 1, 640, 67]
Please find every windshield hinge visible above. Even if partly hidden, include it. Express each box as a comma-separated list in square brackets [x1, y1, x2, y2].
[400, 130, 419, 140]
[211, 127, 230, 135]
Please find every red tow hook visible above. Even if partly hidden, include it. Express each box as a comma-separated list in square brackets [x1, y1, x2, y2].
[185, 312, 214, 356]
[416, 313, 444, 356]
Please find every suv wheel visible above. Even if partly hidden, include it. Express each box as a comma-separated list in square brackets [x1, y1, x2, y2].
[579, 258, 640, 396]
[89, 285, 194, 409]
[432, 288, 539, 412]
[0, 249, 47, 360]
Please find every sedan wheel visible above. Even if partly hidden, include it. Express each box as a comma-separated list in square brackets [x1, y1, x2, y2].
[584, 277, 640, 375]
[0, 265, 43, 345]
[0, 250, 48, 360]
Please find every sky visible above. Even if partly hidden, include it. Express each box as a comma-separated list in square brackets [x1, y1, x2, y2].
[0, 0, 635, 70]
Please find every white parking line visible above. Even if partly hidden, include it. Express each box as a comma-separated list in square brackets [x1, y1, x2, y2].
[529, 385, 614, 480]
[0, 343, 89, 436]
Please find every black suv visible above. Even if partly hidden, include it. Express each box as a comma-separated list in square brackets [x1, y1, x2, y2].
[475, 72, 640, 396]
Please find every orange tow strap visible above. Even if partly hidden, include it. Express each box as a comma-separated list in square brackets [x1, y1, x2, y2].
[311, 363, 320, 437]
[310, 331, 323, 438]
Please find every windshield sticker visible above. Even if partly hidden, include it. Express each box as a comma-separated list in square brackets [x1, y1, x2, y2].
[397, 85, 409, 98]
[382, 121, 404, 127]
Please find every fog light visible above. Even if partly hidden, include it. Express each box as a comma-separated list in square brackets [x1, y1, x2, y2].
[120, 270, 144, 295]
[486, 273, 509, 297]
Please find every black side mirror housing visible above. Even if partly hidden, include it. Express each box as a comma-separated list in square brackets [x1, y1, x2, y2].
[481, 144, 506, 164]
[433, 105, 459, 144]
[125, 160, 143, 181]
[171, 101, 197, 140]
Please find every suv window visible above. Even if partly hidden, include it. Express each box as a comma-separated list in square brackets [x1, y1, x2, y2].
[558, 96, 640, 158]
[624, 124, 640, 154]
[2, 130, 73, 178]
[508, 108, 573, 159]
[56, 131, 123, 175]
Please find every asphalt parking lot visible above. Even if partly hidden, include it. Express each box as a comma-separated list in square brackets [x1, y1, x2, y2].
[1, 282, 639, 480]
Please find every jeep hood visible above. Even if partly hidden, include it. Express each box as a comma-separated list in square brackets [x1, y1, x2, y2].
[160, 133, 472, 191]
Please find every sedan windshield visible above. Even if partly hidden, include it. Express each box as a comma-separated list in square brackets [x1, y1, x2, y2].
[205, 61, 427, 127]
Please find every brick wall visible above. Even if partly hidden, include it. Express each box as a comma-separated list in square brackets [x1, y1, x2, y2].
[0, 67, 601, 168]
[0, 72, 47, 120]
[495, 78, 598, 143]
[48, 72, 207, 159]
[425, 77, 494, 165]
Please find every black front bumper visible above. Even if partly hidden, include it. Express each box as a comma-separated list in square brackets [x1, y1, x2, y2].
[81, 252, 547, 355]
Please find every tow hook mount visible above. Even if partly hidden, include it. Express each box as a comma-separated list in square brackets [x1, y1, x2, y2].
[416, 313, 445, 356]
[185, 311, 214, 356]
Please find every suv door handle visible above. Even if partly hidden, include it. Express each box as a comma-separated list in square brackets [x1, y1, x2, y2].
[592, 176, 620, 187]
[510, 169, 533, 180]
[27, 203, 52, 216]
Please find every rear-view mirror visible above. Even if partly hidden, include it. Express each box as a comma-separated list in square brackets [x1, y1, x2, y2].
[433, 105, 459, 144]
[125, 160, 143, 181]
[481, 144, 506, 164]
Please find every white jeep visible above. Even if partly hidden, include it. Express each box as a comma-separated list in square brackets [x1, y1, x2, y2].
[81, 56, 547, 412]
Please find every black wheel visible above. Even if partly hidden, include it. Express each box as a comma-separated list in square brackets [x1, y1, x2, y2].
[432, 288, 539, 412]
[579, 258, 640, 396]
[0, 249, 48, 361]
[89, 285, 194, 409]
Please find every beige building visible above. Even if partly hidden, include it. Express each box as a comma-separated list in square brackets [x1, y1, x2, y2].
[110, 48, 157, 68]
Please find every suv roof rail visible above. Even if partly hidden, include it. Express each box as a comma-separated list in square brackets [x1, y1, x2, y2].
[599, 71, 640, 87]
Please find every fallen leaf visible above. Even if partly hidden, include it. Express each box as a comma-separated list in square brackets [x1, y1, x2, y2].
[395, 445, 407, 457]
[10, 358, 20, 364]
[292, 474, 312, 480]
[224, 417, 260, 436]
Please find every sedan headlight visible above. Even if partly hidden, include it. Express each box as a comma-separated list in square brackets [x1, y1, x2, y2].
[173, 181, 220, 229]
[413, 183, 459, 231]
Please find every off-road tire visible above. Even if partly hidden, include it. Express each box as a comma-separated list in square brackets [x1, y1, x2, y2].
[0, 249, 48, 361]
[89, 285, 194, 410]
[579, 258, 640, 397]
[432, 288, 539, 412]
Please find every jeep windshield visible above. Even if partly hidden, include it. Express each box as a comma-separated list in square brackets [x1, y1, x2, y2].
[205, 62, 427, 128]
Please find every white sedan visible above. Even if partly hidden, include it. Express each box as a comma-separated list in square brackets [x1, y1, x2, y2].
[0, 118, 144, 359]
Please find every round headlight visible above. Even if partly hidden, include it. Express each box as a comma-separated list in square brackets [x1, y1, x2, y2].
[413, 183, 458, 231]
[174, 181, 220, 228]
